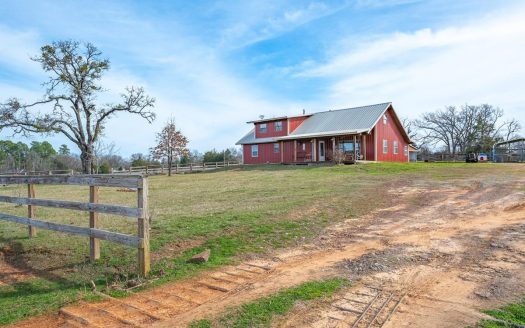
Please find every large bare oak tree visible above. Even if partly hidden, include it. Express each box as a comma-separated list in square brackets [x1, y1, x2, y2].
[0, 41, 155, 173]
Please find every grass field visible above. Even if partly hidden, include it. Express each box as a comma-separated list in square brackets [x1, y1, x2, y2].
[189, 278, 349, 328]
[476, 296, 525, 327]
[0, 162, 515, 324]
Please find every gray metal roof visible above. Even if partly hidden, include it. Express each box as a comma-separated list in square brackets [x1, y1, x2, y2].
[290, 103, 390, 138]
[236, 129, 278, 145]
[237, 102, 398, 145]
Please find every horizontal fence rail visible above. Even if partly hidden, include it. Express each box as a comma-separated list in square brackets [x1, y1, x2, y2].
[0, 174, 150, 276]
[121, 161, 241, 175]
[0, 175, 144, 188]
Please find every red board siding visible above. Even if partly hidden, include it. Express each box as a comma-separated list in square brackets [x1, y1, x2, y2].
[364, 131, 375, 161]
[288, 116, 308, 133]
[375, 108, 409, 162]
[283, 141, 294, 162]
[243, 143, 282, 164]
[254, 119, 287, 138]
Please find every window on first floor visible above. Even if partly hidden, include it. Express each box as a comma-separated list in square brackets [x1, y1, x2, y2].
[393, 140, 399, 154]
[274, 121, 282, 132]
[251, 145, 258, 157]
[274, 143, 280, 153]
[340, 141, 354, 153]
[383, 139, 388, 154]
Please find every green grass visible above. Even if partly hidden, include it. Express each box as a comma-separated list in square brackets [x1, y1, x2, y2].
[189, 278, 349, 328]
[476, 297, 525, 327]
[0, 162, 521, 324]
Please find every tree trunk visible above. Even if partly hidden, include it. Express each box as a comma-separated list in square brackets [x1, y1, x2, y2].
[80, 147, 95, 174]
[167, 156, 172, 177]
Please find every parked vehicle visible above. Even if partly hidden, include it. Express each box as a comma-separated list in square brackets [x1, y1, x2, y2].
[466, 153, 478, 163]
[478, 153, 488, 161]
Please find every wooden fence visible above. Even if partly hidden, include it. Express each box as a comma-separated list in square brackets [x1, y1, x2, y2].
[121, 161, 241, 175]
[0, 175, 150, 276]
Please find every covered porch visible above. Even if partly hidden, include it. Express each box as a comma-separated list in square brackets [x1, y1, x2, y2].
[285, 133, 372, 164]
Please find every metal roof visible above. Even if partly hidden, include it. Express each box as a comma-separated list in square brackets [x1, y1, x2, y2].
[289, 103, 390, 137]
[236, 102, 400, 145]
[235, 129, 277, 145]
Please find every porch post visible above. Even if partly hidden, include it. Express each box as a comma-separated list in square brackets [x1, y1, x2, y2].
[312, 139, 317, 162]
[332, 138, 336, 162]
[363, 134, 367, 160]
[294, 140, 297, 162]
[373, 127, 378, 161]
[353, 135, 357, 161]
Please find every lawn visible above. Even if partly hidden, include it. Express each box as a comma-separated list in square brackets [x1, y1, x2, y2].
[475, 296, 525, 327]
[189, 278, 349, 328]
[0, 162, 516, 324]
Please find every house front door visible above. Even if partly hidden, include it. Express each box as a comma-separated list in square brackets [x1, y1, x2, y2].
[319, 141, 326, 161]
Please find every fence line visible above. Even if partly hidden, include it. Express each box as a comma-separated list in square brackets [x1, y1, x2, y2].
[120, 161, 241, 175]
[417, 153, 493, 162]
[0, 174, 150, 276]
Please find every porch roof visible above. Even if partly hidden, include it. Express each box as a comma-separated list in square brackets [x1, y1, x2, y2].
[277, 129, 369, 140]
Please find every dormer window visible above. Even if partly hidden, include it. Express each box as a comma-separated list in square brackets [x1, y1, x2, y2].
[274, 121, 282, 132]
[383, 114, 387, 125]
[259, 123, 267, 133]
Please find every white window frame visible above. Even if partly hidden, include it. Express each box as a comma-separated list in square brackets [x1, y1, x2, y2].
[383, 114, 387, 125]
[259, 123, 267, 133]
[251, 145, 259, 157]
[273, 143, 280, 153]
[393, 140, 399, 154]
[383, 139, 388, 154]
[274, 121, 282, 132]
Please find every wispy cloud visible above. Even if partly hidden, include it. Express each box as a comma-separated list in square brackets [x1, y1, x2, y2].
[293, 3, 525, 123]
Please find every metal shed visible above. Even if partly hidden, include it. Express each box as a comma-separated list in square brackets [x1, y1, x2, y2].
[492, 138, 525, 162]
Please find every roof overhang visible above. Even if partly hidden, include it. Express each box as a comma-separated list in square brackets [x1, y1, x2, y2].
[280, 129, 369, 140]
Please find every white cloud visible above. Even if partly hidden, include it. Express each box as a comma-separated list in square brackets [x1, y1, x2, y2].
[296, 4, 525, 125]
[218, 1, 344, 49]
[0, 25, 41, 72]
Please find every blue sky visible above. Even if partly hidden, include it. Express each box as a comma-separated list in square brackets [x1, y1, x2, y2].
[1, 0, 524, 156]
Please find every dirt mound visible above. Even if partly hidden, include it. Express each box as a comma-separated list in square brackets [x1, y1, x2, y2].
[338, 246, 431, 277]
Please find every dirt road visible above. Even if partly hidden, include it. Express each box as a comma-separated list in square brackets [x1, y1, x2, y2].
[8, 173, 525, 328]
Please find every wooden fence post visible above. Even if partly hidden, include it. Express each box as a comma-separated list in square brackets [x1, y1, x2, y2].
[190, 163, 193, 173]
[89, 186, 100, 262]
[27, 184, 36, 237]
[137, 177, 150, 276]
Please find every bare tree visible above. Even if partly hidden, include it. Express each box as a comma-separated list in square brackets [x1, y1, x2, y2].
[414, 106, 462, 155]
[401, 117, 418, 141]
[501, 118, 522, 141]
[150, 119, 189, 176]
[0, 41, 155, 173]
[414, 104, 521, 154]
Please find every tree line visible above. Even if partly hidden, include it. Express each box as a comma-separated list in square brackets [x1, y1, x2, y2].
[0, 138, 240, 174]
[407, 104, 521, 156]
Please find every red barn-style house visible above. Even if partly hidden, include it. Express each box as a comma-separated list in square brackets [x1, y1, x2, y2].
[236, 103, 412, 164]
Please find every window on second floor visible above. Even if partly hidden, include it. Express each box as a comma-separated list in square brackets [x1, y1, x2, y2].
[383, 139, 388, 154]
[274, 143, 280, 153]
[383, 114, 388, 125]
[274, 121, 283, 132]
[259, 123, 267, 133]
